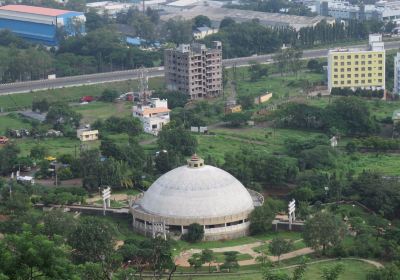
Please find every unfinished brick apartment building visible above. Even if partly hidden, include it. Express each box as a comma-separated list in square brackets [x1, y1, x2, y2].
[164, 41, 223, 99]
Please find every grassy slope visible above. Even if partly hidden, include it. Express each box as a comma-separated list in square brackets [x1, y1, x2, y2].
[0, 115, 32, 134]
[188, 259, 374, 280]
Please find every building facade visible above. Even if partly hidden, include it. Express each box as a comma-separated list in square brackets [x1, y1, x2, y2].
[77, 128, 99, 141]
[0, 5, 85, 46]
[164, 41, 223, 99]
[394, 53, 400, 95]
[133, 98, 170, 135]
[327, 34, 385, 92]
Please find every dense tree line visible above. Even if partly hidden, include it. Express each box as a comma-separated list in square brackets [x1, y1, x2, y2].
[331, 88, 384, 98]
[272, 97, 379, 136]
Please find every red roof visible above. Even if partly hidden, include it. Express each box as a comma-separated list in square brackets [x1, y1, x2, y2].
[0, 5, 73, 16]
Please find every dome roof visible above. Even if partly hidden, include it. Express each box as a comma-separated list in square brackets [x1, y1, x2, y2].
[139, 160, 254, 219]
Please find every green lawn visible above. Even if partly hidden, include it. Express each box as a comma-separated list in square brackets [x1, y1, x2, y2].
[0, 115, 32, 134]
[14, 137, 100, 157]
[174, 232, 302, 253]
[0, 77, 164, 111]
[73, 101, 132, 124]
[186, 259, 375, 280]
[213, 252, 253, 263]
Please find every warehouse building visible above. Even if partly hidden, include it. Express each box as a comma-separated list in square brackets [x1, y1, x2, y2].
[327, 34, 385, 92]
[0, 5, 86, 46]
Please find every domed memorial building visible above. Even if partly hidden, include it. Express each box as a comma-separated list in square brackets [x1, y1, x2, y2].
[129, 155, 264, 241]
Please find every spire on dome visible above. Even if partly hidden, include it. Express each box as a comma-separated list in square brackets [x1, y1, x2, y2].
[187, 154, 204, 168]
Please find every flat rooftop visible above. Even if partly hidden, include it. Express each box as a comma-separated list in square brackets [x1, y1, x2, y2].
[0, 5, 78, 16]
[160, 6, 333, 29]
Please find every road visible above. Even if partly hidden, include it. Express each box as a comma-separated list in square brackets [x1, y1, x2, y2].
[1, 40, 400, 95]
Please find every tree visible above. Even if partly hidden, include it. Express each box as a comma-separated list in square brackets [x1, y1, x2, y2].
[45, 102, 82, 133]
[269, 237, 293, 263]
[164, 18, 193, 44]
[0, 143, 20, 176]
[30, 145, 47, 160]
[249, 199, 280, 235]
[193, 15, 211, 28]
[221, 251, 239, 272]
[219, 17, 235, 29]
[184, 223, 204, 243]
[321, 263, 344, 280]
[0, 227, 77, 280]
[43, 209, 77, 238]
[367, 264, 400, 280]
[248, 61, 268, 81]
[201, 249, 215, 273]
[68, 216, 115, 262]
[158, 125, 197, 156]
[307, 59, 323, 73]
[32, 98, 50, 113]
[100, 89, 119, 102]
[223, 112, 251, 127]
[303, 212, 346, 255]
[188, 253, 203, 272]
[262, 258, 307, 280]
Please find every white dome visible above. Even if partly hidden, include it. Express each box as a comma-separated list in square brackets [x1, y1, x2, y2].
[140, 165, 255, 219]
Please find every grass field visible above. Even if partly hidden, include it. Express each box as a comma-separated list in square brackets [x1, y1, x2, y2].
[72, 101, 132, 124]
[186, 259, 375, 280]
[0, 77, 164, 111]
[0, 115, 32, 134]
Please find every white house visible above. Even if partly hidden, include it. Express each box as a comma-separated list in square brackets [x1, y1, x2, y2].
[77, 128, 99, 141]
[193, 26, 219, 40]
[133, 98, 170, 135]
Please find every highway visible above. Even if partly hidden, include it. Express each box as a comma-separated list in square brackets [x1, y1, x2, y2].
[1, 40, 400, 95]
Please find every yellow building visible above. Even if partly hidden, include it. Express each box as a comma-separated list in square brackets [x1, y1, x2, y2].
[328, 34, 385, 92]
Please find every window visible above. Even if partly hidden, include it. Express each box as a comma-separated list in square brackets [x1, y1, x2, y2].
[355, 80, 359, 83]
[347, 68, 351, 71]
[361, 55, 365, 58]
[361, 74, 365, 77]
[361, 61, 365, 65]
[340, 68, 344, 72]
[378, 73, 382, 76]
[347, 55, 351, 59]
[355, 61, 359, 65]
[368, 67, 372, 71]
[347, 80, 351, 84]
[347, 62, 351, 65]
[334, 62, 338, 66]
[355, 55, 359, 58]
[368, 73, 372, 77]
[378, 79, 382, 82]
[368, 80, 372, 83]
[378, 67, 382, 70]
[355, 74, 359, 77]
[334, 75, 338, 78]
[341, 62, 344, 66]
[368, 54, 372, 58]
[334, 56, 338, 59]
[347, 74, 351, 78]
[340, 56, 344, 59]
[378, 54, 382, 58]
[334, 81, 338, 85]
[341, 74, 344, 78]
[361, 67, 365, 71]
[378, 60, 383, 64]
[361, 80, 365, 83]
[355, 68, 359, 71]
[368, 61, 372, 64]
[334, 68, 338, 72]
[341, 81, 344, 84]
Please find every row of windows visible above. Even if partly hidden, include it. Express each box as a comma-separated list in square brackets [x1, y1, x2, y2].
[333, 53, 383, 59]
[333, 73, 383, 78]
[334, 60, 383, 66]
[333, 66, 383, 72]
[333, 79, 383, 85]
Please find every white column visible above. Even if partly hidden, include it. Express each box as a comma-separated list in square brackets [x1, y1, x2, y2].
[103, 199, 106, 216]
[107, 198, 111, 208]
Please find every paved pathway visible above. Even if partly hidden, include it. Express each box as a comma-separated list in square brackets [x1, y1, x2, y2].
[175, 240, 315, 267]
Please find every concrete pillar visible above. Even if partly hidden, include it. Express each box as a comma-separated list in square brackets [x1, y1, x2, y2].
[144, 221, 147, 236]
[107, 198, 110, 208]
[102, 199, 106, 216]
[181, 225, 184, 234]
